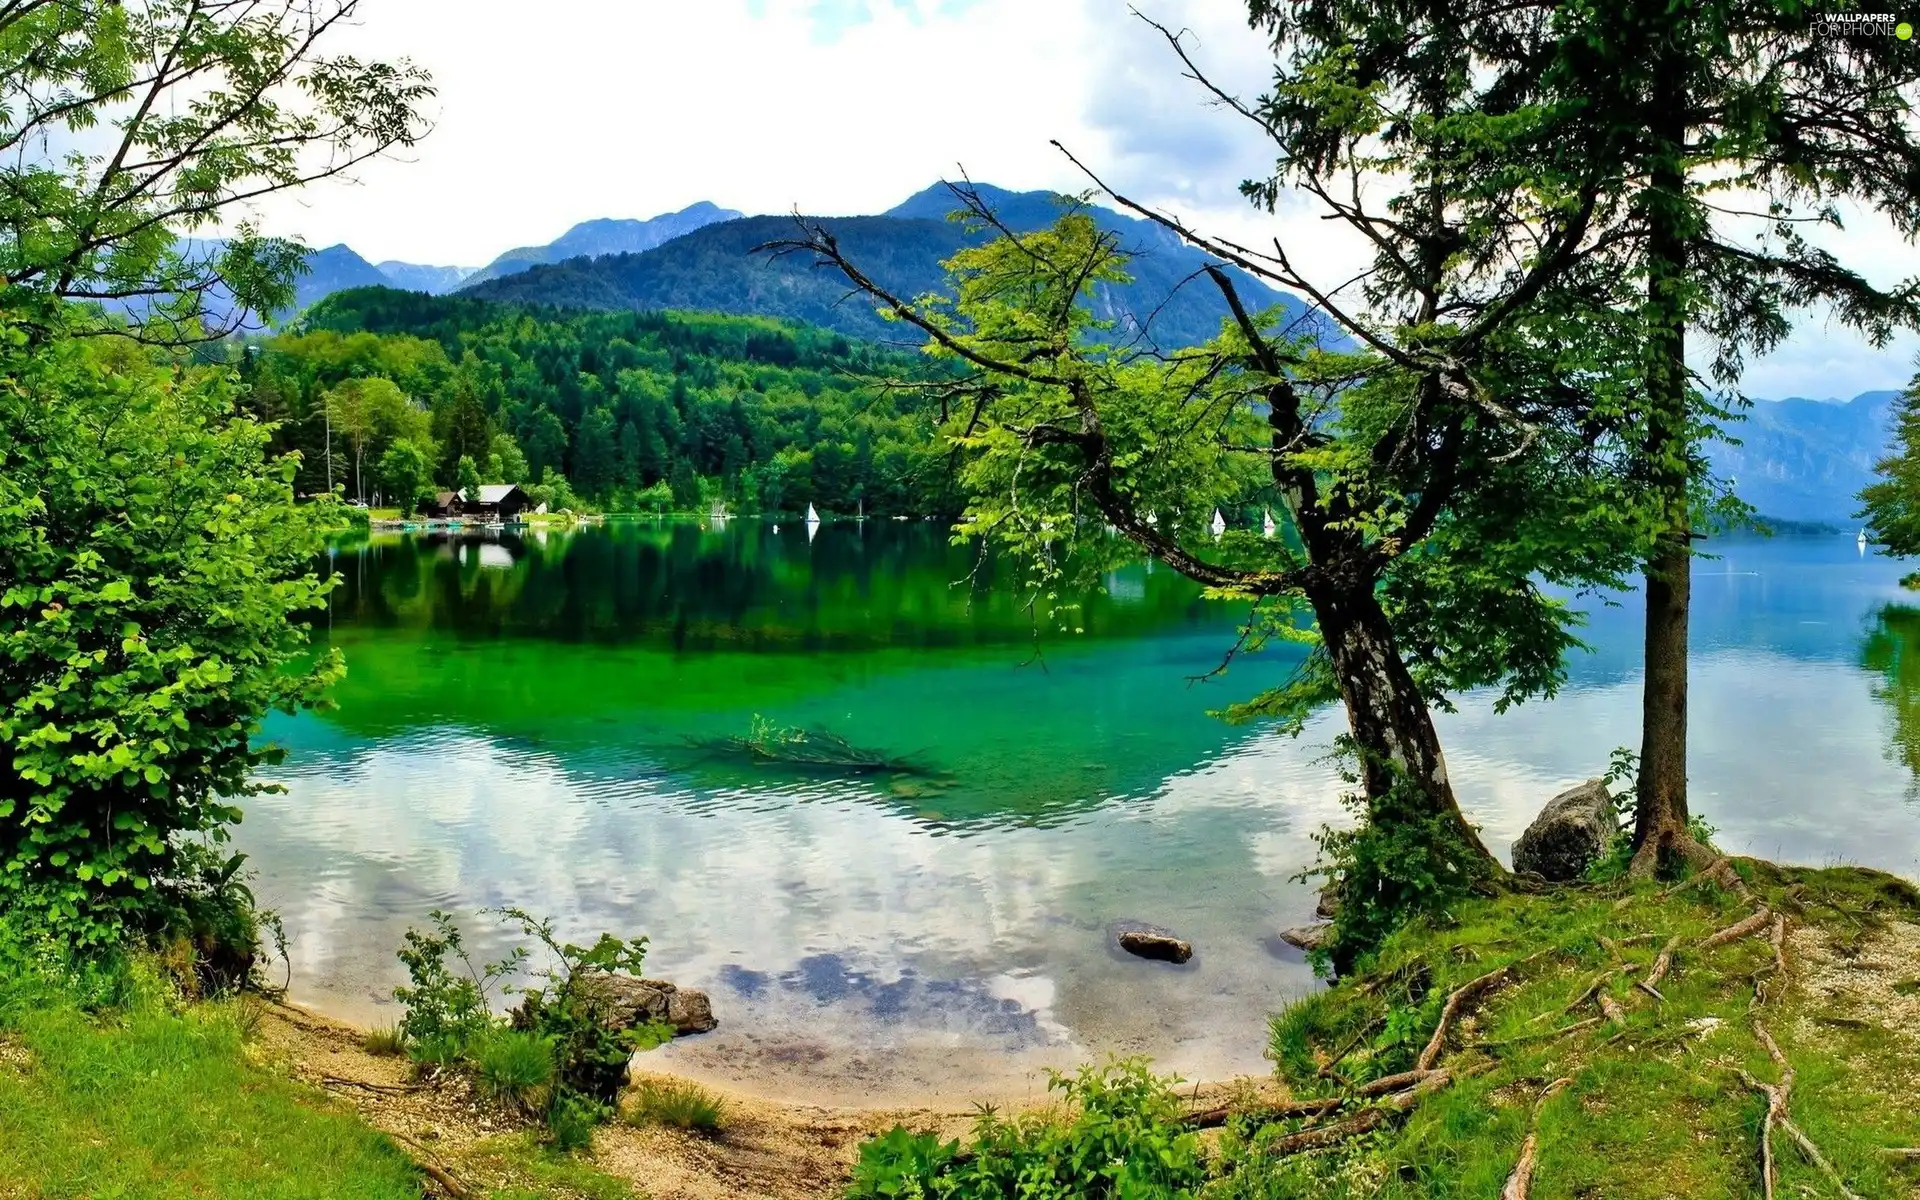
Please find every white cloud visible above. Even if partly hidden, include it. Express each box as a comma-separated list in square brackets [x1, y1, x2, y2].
[226, 0, 1915, 396]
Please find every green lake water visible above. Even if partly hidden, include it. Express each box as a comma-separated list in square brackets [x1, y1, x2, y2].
[240, 521, 1920, 1104]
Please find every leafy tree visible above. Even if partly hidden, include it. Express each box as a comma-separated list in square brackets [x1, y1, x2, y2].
[1263, 0, 1920, 872]
[668, 460, 701, 511]
[456, 455, 483, 504]
[783, 74, 1656, 949]
[0, 0, 429, 341]
[522, 407, 569, 483]
[573, 409, 617, 500]
[0, 324, 342, 943]
[490, 434, 529, 485]
[376, 438, 437, 516]
[1863, 376, 1920, 565]
[635, 481, 675, 514]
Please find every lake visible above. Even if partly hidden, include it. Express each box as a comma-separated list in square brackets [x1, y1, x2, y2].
[239, 521, 1920, 1106]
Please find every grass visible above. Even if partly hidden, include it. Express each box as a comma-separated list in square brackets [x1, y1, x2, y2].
[625, 1077, 727, 1133]
[360, 1023, 404, 1056]
[1223, 862, 1920, 1199]
[0, 966, 424, 1199]
[474, 1029, 557, 1114]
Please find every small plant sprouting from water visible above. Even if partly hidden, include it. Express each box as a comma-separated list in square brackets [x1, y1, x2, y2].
[686, 714, 936, 777]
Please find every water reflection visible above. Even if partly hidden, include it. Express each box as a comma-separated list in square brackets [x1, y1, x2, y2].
[235, 526, 1920, 1105]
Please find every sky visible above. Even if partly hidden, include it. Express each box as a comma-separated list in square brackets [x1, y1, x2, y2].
[241, 0, 1919, 402]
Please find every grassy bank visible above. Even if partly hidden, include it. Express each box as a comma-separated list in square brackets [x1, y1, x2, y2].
[852, 862, 1920, 1199]
[0, 954, 639, 1199]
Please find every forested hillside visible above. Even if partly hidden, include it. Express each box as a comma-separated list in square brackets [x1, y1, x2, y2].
[460, 183, 1320, 349]
[239, 288, 958, 517]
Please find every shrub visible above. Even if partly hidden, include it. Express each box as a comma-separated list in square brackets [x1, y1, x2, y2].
[847, 1060, 1204, 1200]
[626, 1078, 725, 1133]
[546, 1091, 603, 1153]
[0, 325, 342, 948]
[475, 1029, 556, 1115]
[392, 910, 515, 1067]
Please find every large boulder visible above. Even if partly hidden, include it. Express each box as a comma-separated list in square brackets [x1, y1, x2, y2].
[1512, 779, 1618, 882]
[567, 971, 718, 1036]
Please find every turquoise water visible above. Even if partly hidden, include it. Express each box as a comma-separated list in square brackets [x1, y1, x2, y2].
[237, 522, 1920, 1104]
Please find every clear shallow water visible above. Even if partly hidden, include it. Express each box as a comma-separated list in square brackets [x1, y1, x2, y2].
[239, 523, 1920, 1105]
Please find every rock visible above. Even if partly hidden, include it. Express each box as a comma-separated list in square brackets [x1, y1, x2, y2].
[564, 971, 717, 1036]
[1511, 778, 1618, 882]
[665, 987, 717, 1035]
[1118, 930, 1193, 964]
[1314, 880, 1343, 921]
[1279, 924, 1331, 952]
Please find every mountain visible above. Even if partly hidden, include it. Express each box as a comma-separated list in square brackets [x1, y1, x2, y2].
[292, 244, 392, 310]
[374, 260, 475, 294]
[461, 201, 744, 287]
[458, 182, 1323, 350]
[1707, 390, 1903, 524]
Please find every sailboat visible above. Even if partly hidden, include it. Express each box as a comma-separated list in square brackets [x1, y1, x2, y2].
[1262, 509, 1277, 538]
[1859, 527, 1869, 553]
[1210, 509, 1226, 538]
[806, 503, 821, 525]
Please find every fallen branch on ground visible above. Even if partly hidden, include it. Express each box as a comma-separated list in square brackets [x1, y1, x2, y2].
[388, 1131, 475, 1200]
[1263, 1071, 1453, 1159]
[317, 1074, 422, 1095]
[1501, 1077, 1573, 1200]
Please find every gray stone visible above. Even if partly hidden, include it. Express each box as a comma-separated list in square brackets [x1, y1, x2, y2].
[566, 971, 717, 1036]
[1512, 779, 1618, 882]
[1118, 930, 1193, 964]
[1279, 925, 1331, 952]
[1315, 880, 1343, 921]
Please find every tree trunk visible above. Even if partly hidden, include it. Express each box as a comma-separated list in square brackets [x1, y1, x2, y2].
[1308, 575, 1501, 874]
[1631, 35, 1702, 876]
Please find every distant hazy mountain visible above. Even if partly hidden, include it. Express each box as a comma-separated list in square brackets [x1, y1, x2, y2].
[461, 201, 744, 287]
[293, 244, 392, 310]
[458, 182, 1324, 350]
[1707, 390, 1903, 524]
[375, 260, 475, 294]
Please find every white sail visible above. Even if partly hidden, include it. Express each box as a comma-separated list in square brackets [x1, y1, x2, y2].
[806, 503, 821, 524]
[1210, 509, 1226, 537]
[1262, 509, 1277, 538]
[806, 519, 819, 543]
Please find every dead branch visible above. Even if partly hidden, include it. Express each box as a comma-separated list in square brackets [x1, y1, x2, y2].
[1501, 1077, 1573, 1200]
[1418, 965, 1518, 1070]
[1699, 908, 1772, 950]
[317, 1074, 422, 1095]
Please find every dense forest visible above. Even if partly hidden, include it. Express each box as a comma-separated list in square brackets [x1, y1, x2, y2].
[236, 288, 960, 517]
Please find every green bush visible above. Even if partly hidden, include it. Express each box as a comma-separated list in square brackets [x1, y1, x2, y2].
[0, 324, 342, 948]
[546, 1091, 604, 1153]
[475, 1029, 556, 1114]
[361, 1024, 405, 1057]
[626, 1078, 726, 1133]
[389, 906, 665, 1147]
[847, 1060, 1205, 1199]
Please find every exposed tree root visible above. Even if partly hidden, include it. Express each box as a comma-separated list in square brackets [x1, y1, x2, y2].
[1699, 908, 1772, 950]
[1643, 935, 1682, 991]
[1473, 1016, 1603, 1052]
[1734, 1021, 1861, 1200]
[1500, 1077, 1572, 1200]
[1417, 965, 1520, 1071]
[388, 1130, 476, 1200]
[1185, 1096, 1341, 1130]
[1882, 1147, 1920, 1159]
[1262, 1071, 1454, 1160]
[1596, 993, 1629, 1027]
